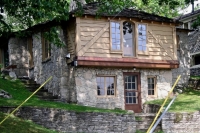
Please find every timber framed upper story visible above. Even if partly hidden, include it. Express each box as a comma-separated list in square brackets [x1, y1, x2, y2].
[66, 2, 180, 69]
[18, 2, 180, 69]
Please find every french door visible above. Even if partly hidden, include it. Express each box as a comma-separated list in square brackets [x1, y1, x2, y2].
[124, 72, 142, 113]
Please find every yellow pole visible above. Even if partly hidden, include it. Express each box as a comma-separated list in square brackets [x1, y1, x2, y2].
[146, 75, 181, 133]
[0, 76, 52, 125]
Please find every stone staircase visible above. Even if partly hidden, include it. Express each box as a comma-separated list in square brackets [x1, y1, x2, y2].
[19, 77, 60, 101]
[135, 113, 162, 132]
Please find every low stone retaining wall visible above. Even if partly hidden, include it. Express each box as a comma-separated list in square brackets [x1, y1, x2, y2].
[0, 107, 136, 133]
[162, 112, 200, 133]
[2, 106, 200, 133]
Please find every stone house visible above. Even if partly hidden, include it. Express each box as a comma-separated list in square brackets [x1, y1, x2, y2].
[2, 3, 181, 113]
[176, 9, 200, 77]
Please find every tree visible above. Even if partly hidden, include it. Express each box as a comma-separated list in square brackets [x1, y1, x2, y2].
[135, 0, 187, 18]
[0, 0, 189, 42]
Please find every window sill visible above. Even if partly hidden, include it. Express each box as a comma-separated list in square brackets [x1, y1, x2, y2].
[122, 56, 137, 58]
[42, 58, 51, 63]
[137, 51, 149, 56]
[97, 95, 116, 98]
[148, 95, 157, 98]
[110, 50, 122, 54]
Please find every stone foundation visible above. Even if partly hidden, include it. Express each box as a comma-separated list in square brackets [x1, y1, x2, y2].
[75, 67, 172, 110]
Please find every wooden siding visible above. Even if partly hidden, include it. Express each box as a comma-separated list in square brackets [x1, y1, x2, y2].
[76, 17, 177, 61]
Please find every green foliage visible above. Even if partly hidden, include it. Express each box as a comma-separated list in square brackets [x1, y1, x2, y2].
[174, 113, 183, 123]
[146, 89, 200, 112]
[192, 16, 200, 29]
[135, 0, 186, 18]
[0, 112, 58, 133]
[43, 27, 65, 47]
[0, 0, 190, 45]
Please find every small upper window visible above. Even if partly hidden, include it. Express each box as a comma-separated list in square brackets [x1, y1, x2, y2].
[42, 33, 51, 61]
[27, 37, 34, 67]
[138, 24, 147, 52]
[111, 22, 121, 51]
[96, 76, 115, 96]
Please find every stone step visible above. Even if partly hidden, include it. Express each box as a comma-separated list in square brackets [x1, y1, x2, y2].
[25, 84, 41, 88]
[37, 95, 59, 100]
[135, 113, 162, 132]
[20, 77, 60, 102]
[28, 87, 48, 92]
[21, 80, 37, 84]
[35, 91, 53, 97]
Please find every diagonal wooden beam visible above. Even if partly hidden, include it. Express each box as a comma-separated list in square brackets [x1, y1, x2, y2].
[148, 27, 174, 60]
[77, 23, 109, 56]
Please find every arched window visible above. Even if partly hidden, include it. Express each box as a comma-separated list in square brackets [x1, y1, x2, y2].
[123, 21, 135, 56]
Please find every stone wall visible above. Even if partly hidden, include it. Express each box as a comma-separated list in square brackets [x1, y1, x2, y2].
[8, 37, 29, 77]
[162, 112, 200, 133]
[172, 31, 190, 85]
[8, 28, 73, 101]
[31, 29, 69, 100]
[191, 68, 200, 76]
[0, 107, 136, 133]
[188, 29, 200, 76]
[75, 67, 172, 110]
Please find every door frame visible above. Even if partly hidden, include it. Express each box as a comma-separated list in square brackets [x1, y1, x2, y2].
[123, 72, 142, 113]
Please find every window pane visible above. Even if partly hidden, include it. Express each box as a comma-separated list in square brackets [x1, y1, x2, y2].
[107, 77, 115, 95]
[97, 76, 115, 96]
[133, 97, 136, 103]
[123, 21, 134, 56]
[129, 97, 133, 103]
[111, 22, 121, 50]
[128, 83, 131, 89]
[128, 76, 131, 82]
[126, 97, 128, 103]
[147, 77, 156, 96]
[148, 90, 151, 95]
[138, 24, 147, 52]
[132, 83, 135, 89]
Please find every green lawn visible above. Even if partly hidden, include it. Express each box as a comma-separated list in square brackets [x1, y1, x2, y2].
[146, 89, 200, 112]
[0, 78, 126, 114]
[0, 112, 58, 133]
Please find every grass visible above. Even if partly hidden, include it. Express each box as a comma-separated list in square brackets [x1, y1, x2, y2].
[0, 112, 58, 133]
[190, 76, 200, 80]
[0, 78, 127, 114]
[146, 89, 200, 113]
